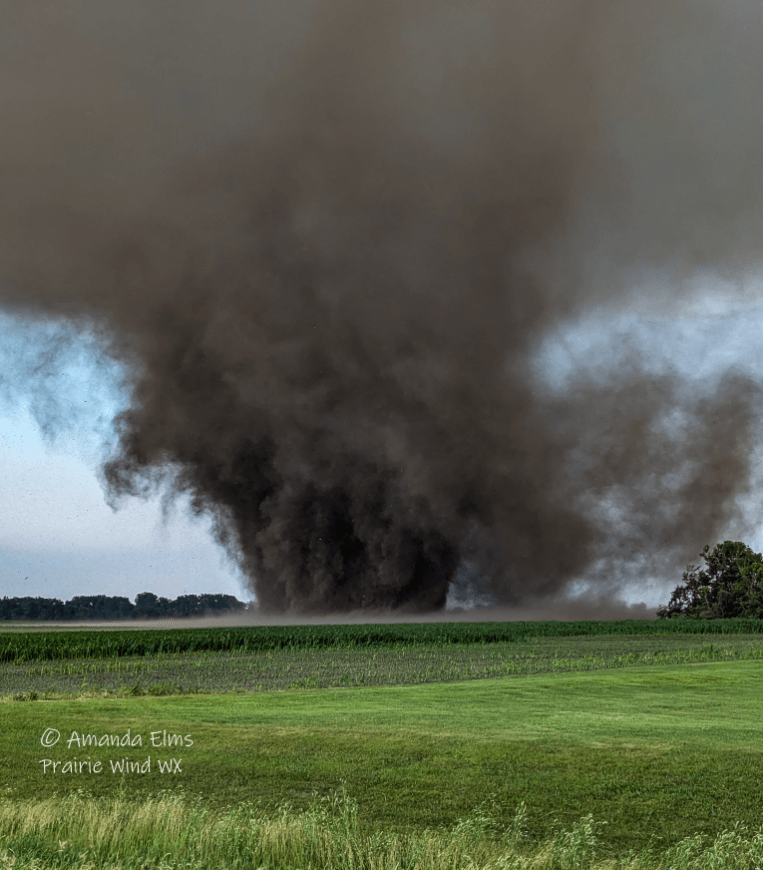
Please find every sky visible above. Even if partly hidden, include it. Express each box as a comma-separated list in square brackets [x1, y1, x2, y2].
[0, 313, 249, 604]
[3, 289, 763, 611]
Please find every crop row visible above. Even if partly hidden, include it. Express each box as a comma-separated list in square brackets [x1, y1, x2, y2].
[2, 617, 763, 664]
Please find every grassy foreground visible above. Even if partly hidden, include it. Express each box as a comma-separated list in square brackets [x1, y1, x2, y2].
[4, 660, 763, 854]
[3, 787, 763, 870]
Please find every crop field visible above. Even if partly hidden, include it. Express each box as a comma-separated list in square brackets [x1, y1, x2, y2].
[2, 619, 763, 869]
[4, 616, 763, 659]
[3, 632, 763, 698]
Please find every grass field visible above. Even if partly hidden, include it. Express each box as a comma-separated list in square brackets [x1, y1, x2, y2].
[2, 622, 763, 868]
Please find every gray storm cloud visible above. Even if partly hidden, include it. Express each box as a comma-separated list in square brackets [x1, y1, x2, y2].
[1, 0, 762, 612]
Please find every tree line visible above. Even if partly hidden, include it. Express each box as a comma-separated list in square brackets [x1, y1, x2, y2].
[0, 592, 249, 621]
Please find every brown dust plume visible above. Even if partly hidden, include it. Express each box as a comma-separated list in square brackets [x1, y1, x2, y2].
[1, 0, 763, 612]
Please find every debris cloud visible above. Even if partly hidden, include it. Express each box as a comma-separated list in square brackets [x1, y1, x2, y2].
[1, 0, 763, 612]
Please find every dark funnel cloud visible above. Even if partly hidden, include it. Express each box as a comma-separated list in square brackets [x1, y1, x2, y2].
[1, 0, 763, 613]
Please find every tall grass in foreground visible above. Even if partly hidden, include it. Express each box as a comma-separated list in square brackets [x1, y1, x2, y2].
[2, 789, 763, 870]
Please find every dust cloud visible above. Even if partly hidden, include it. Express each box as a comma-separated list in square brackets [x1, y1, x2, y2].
[1, 1, 762, 613]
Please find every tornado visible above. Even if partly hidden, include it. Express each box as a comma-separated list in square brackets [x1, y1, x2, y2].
[1, 0, 762, 612]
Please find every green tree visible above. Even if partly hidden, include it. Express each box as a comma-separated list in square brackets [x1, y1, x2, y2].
[657, 540, 763, 619]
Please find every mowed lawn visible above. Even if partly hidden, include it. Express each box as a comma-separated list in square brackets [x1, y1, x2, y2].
[3, 659, 763, 852]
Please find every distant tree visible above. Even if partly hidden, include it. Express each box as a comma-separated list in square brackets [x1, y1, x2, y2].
[167, 594, 202, 618]
[657, 541, 763, 619]
[0, 596, 65, 620]
[67, 595, 135, 619]
[198, 594, 246, 614]
[134, 592, 161, 618]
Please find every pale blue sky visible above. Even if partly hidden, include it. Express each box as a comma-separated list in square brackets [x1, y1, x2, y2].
[0, 314, 250, 604]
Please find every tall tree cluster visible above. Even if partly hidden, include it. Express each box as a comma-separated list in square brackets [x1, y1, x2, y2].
[658, 541, 763, 619]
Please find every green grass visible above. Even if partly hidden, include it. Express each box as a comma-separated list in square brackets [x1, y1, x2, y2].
[3, 660, 763, 854]
[4, 786, 763, 870]
[5, 623, 763, 865]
